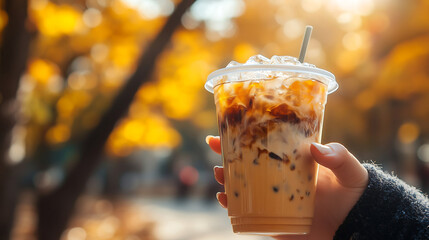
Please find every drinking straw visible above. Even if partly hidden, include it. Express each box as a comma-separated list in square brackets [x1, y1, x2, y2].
[298, 25, 313, 63]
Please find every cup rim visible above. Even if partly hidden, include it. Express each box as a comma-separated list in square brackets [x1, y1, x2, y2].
[205, 64, 338, 94]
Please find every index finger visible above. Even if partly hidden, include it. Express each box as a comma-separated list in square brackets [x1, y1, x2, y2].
[206, 135, 221, 154]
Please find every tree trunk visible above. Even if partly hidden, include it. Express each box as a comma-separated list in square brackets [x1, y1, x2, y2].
[0, 0, 31, 238]
[37, 0, 196, 239]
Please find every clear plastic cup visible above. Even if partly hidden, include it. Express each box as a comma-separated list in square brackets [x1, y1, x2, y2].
[205, 56, 337, 236]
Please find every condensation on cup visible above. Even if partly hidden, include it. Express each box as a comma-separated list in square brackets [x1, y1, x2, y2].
[205, 55, 338, 236]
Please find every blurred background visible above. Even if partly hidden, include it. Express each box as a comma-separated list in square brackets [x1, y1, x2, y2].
[1, 0, 429, 239]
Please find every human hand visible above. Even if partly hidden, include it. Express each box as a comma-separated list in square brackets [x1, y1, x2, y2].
[206, 136, 368, 240]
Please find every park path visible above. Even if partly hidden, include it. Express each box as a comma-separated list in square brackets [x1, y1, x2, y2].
[135, 198, 268, 240]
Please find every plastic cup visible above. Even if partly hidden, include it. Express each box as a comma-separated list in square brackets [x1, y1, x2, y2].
[205, 60, 337, 236]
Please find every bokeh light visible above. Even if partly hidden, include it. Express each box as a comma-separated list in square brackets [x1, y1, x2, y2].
[189, 0, 244, 38]
[30, 2, 82, 36]
[398, 122, 420, 145]
[3, 0, 429, 239]
[82, 8, 103, 28]
[66, 227, 87, 240]
[417, 144, 429, 163]
[342, 31, 364, 50]
[28, 59, 58, 85]
[329, 0, 375, 15]
[337, 13, 362, 31]
[301, 0, 323, 13]
[0, 9, 7, 32]
[282, 19, 305, 39]
[122, 0, 174, 19]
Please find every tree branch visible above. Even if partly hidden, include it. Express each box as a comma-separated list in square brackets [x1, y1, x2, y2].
[0, 0, 32, 238]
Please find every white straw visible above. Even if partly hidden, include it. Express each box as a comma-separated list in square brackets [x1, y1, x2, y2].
[298, 25, 313, 63]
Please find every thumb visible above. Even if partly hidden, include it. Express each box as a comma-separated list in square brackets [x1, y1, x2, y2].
[310, 142, 368, 188]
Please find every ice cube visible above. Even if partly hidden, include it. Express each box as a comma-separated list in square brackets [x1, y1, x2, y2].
[272, 56, 301, 65]
[226, 61, 241, 68]
[281, 77, 296, 88]
[240, 71, 270, 81]
[270, 55, 284, 65]
[245, 55, 270, 65]
[302, 62, 316, 68]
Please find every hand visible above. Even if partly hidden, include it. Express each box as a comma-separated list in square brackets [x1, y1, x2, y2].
[206, 136, 368, 240]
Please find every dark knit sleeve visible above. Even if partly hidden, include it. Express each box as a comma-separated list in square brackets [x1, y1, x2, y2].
[334, 163, 429, 240]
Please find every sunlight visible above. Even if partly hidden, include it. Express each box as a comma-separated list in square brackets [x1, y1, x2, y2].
[8, 126, 26, 164]
[33, 3, 82, 36]
[28, 59, 57, 85]
[342, 31, 363, 50]
[0, 10, 7, 32]
[66, 227, 87, 240]
[301, 0, 323, 13]
[337, 13, 362, 31]
[121, 0, 174, 19]
[282, 18, 305, 39]
[190, 0, 245, 37]
[82, 8, 102, 28]
[330, 0, 375, 15]
[233, 43, 257, 63]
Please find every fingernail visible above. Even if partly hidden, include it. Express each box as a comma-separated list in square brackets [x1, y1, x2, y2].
[216, 192, 227, 208]
[205, 135, 214, 144]
[312, 143, 333, 155]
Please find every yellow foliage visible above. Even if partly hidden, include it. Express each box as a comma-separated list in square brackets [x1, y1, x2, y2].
[46, 124, 71, 144]
[57, 96, 75, 119]
[28, 59, 58, 85]
[397, 122, 420, 144]
[374, 35, 429, 100]
[163, 94, 197, 119]
[139, 117, 181, 148]
[70, 91, 93, 108]
[107, 113, 181, 157]
[100, 66, 127, 92]
[107, 137, 132, 157]
[19, 0, 429, 158]
[28, 96, 52, 125]
[110, 39, 140, 67]
[157, 79, 203, 120]
[56, 91, 92, 120]
[31, 2, 82, 37]
[122, 120, 146, 143]
[147, 30, 215, 121]
[136, 83, 159, 105]
[192, 110, 217, 129]
[108, 0, 139, 18]
[68, 72, 98, 90]
[233, 43, 257, 63]
[0, 10, 7, 32]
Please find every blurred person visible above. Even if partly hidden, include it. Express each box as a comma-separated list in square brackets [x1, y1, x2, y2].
[173, 152, 197, 201]
[206, 136, 429, 240]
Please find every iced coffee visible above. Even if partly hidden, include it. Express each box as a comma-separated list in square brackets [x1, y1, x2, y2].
[205, 55, 337, 235]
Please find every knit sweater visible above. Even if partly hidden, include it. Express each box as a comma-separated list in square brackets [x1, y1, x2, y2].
[334, 164, 429, 240]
